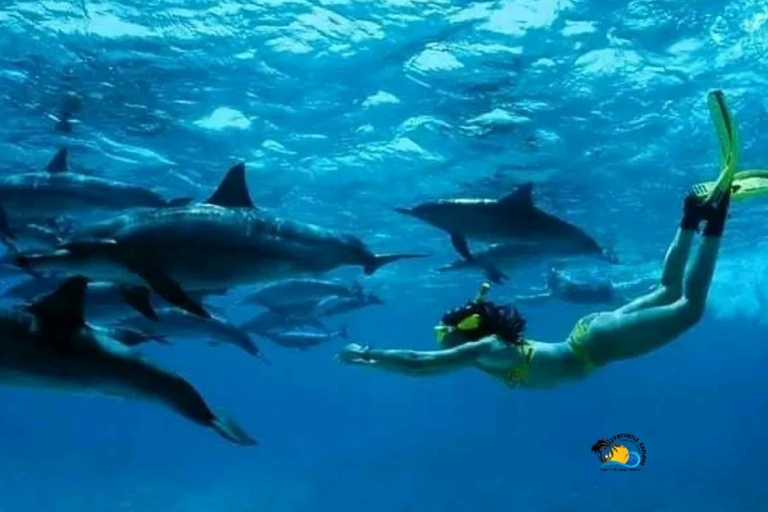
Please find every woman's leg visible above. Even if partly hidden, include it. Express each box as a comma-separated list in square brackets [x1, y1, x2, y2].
[616, 229, 694, 314]
[616, 194, 707, 314]
[583, 193, 730, 365]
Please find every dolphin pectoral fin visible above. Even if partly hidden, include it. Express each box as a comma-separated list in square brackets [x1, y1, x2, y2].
[211, 415, 258, 446]
[134, 268, 211, 319]
[109, 326, 169, 346]
[450, 233, 473, 260]
[481, 264, 508, 285]
[27, 275, 89, 334]
[449, 234, 507, 284]
[45, 148, 69, 174]
[205, 163, 256, 209]
[255, 351, 271, 365]
[152, 334, 173, 345]
[118, 284, 159, 321]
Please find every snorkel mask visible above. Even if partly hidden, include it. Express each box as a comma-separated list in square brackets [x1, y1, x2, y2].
[434, 282, 491, 344]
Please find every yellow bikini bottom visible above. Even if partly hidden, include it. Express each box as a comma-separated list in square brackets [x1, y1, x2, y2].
[489, 313, 603, 387]
[567, 312, 602, 374]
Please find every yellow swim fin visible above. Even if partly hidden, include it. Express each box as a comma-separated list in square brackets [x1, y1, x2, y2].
[692, 169, 768, 202]
[705, 90, 739, 202]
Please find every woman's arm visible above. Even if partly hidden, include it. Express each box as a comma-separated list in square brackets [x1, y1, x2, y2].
[338, 340, 494, 377]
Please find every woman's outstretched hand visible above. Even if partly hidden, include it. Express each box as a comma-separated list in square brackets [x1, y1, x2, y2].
[337, 343, 375, 365]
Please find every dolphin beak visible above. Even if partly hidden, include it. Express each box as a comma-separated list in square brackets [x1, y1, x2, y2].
[394, 207, 414, 216]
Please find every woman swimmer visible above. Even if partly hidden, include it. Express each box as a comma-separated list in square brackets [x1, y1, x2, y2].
[337, 190, 731, 388]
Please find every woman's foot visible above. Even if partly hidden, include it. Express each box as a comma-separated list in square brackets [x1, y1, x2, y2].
[681, 193, 710, 231]
[703, 188, 732, 237]
[681, 189, 732, 236]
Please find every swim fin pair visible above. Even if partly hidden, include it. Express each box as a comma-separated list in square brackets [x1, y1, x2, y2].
[701, 90, 739, 203]
[692, 169, 768, 202]
[691, 90, 768, 203]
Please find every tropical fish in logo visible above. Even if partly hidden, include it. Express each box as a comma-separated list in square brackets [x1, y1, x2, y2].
[591, 438, 641, 468]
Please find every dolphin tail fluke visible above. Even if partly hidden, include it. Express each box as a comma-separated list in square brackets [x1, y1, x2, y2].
[211, 415, 258, 446]
[364, 253, 429, 275]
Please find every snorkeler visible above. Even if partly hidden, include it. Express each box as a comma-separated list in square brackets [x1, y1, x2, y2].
[338, 189, 731, 387]
[511, 266, 655, 306]
[338, 90, 742, 387]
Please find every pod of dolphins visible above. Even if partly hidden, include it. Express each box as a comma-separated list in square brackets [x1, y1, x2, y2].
[0, 148, 614, 445]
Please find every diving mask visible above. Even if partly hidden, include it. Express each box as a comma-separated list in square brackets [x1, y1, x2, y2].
[434, 282, 491, 343]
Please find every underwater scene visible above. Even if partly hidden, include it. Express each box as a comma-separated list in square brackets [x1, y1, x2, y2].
[2, 0, 768, 510]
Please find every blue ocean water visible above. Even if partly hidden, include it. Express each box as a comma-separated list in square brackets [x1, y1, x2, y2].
[2, 0, 768, 510]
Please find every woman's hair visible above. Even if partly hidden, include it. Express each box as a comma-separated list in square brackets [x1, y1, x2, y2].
[440, 300, 526, 346]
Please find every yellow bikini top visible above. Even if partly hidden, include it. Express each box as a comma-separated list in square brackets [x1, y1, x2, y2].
[492, 339, 536, 387]
[435, 334, 536, 387]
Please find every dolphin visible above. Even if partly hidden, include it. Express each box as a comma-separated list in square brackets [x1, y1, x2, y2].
[101, 326, 171, 346]
[0, 203, 73, 250]
[396, 182, 617, 282]
[115, 307, 267, 360]
[239, 309, 327, 335]
[311, 292, 384, 319]
[239, 278, 365, 309]
[3, 278, 159, 321]
[0, 276, 256, 446]
[437, 241, 607, 276]
[237, 293, 381, 335]
[17, 163, 427, 318]
[0, 148, 191, 221]
[260, 326, 349, 351]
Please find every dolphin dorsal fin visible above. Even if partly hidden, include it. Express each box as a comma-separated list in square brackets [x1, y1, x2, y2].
[45, 148, 69, 174]
[205, 163, 255, 208]
[499, 182, 534, 209]
[27, 276, 88, 333]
